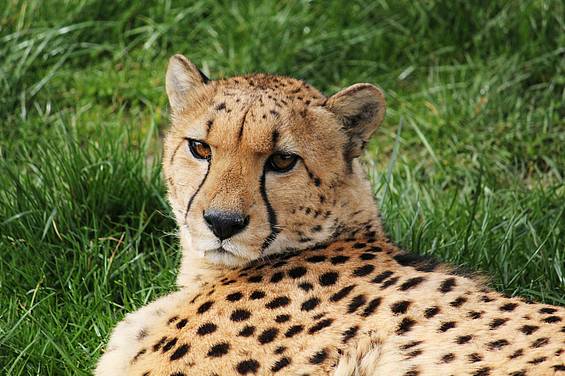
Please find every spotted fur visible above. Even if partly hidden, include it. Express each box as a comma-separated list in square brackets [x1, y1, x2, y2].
[95, 55, 564, 376]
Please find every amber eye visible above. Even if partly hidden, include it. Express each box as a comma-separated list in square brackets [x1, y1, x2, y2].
[267, 153, 299, 173]
[187, 139, 212, 160]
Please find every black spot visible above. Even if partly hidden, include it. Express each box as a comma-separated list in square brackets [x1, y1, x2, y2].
[440, 353, 455, 363]
[391, 300, 411, 315]
[489, 318, 509, 329]
[499, 302, 518, 311]
[381, 276, 399, 289]
[162, 338, 178, 352]
[543, 315, 561, 323]
[170, 373, 186, 376]
[274, 314, 290, 323]
[531, 337, 549, 348]
[132, 348, 146, 362]
[285, 325, 304, 337]
[473, 367, 491, 376]
[360, 253, 376, 260]
[539, 307, 557, 314]
[330, 284, 356, 302]
[215, 102, 226, 111]
[167, 316, 179, 325]
[197, 322, 217, 336]
[152, 336, 167, 352]
[250, 290, 266, 300]
[227, 292, 243, 302]
[238, 325, 255, 337]
[236, 359, 260, 374]
[393, 253, 438, 272]
[553, 365, 565, 371]
[308, 318, 333, 334]
[231, 309, 251, 322]
[488, 339, 509, 350]
[509, 349, 524, 359]
[405, 349, 423, 359]
[257, 328, 279, 344]
[319, 272, 339, 286]
[456, 335, 473, 344]
[520, 324, 539, 335]
[362, 297, 382, 317]
[400, 340, 423, 350]
[298, 282, 313, 292]
[467, 311, 483, 319]
[174, 319, 187, 330]
[353, 242, 366, 249]
[274, 346, 286, 354]
[207, 342, 230, 357]
[330, 255, 349, 264]
[450, 296, 467, 308]
[266, 296, 291, 309]
[528, 357, 546, 365]
[352, 264, 375, 277]
[247, 275, 263, 283]
[311, 225, 322, 233]
[271, 357, 291, 372]
[309, 348, 328, 364]
[288, 266, 307, 279]
[342, 326, 359, 343]
[197, 301, 214, 314]
[372, 271, 393, 283]
[170, 344, 190, 361]
[399, 277, 426, 291]
[301, 297, 320, 311]
[403, 368, 420, 376]
[439, 321, 456, 332]
[306, 255, 326, 263]
[347, 295, 366, 313]
[424, 306, 440, 318]
[270, 272, 284, 283]
[439, 278, 456, 293]
[481, 295, 494, 302]
[397, 317, 416, 335]
[468, 353, 482, 363]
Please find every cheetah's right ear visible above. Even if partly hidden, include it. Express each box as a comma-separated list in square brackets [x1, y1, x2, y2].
[166, 54, 210, 111]
[325, 83, 386, 160]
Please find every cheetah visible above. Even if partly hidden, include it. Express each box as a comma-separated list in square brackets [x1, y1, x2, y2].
[95, 54, 564, 376]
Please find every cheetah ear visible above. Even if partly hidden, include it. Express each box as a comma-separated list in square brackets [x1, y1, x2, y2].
[166, 54, 210, 111]
[325, 83, 385, 160]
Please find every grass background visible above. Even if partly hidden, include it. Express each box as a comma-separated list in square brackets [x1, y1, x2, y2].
[0, 0, 564, 374]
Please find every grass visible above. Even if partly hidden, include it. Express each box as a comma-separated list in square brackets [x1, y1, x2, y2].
[0, 0, 563, 374]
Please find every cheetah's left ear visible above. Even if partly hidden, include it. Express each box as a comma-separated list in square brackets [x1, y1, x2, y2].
[325, 83, 385, 160]
[166, 54, 210, 111]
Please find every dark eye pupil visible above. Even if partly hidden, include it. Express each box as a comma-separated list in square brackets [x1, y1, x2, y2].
[269, 153, 297, 172]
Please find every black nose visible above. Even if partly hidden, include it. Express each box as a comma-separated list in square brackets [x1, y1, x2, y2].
[203, 210, 249, 240]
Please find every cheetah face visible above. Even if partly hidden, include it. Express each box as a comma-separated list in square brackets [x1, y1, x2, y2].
[163, 55, 385, 266]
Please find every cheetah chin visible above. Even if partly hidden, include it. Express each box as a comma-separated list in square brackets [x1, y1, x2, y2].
[95, 55, 564, 376]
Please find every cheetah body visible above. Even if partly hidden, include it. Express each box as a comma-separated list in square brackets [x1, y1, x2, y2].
[95, 55, 564, 376]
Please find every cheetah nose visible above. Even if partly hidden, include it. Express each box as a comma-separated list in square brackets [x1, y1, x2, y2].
[203, 209, 249, 240]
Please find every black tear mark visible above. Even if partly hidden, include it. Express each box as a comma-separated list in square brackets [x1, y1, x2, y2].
[184, 161, 211, 222]
[260, 167, 280, 252]
[238, 106, 252, 142]
[170, 139, 186, 164]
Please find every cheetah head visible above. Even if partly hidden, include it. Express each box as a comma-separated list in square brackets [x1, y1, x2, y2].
[163, 54, 385, 266]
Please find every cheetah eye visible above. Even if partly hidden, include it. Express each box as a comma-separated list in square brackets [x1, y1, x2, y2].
[267, 153, 299, 173]
[187, 139, 212, 160]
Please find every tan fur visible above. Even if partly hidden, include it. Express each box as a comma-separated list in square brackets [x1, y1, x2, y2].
[95, 55, 564, 376]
